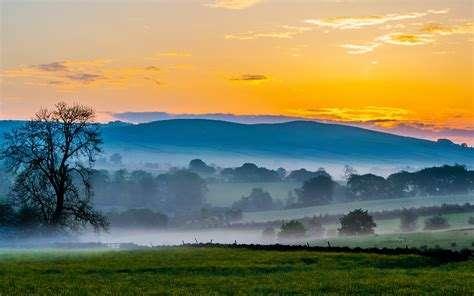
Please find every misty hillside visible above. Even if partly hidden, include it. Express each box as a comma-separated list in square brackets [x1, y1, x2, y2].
[1, 119, 472, 168]
[101, 120, 472, 165]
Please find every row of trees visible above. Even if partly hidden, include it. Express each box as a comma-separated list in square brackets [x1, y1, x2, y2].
[286, 165, 474, 207]
[348, 165, 474, 200]
[90, 169, 208, 213]
[265, 209, 377, 241]
[265, 208, 466, 242]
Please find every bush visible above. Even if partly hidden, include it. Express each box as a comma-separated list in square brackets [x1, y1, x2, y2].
[338, 209, 376, 236]
[278, 220, 306, 240]
[424, 215, 449, 230]
[400, 209, 418, 232]
[468, 217, 474, 225]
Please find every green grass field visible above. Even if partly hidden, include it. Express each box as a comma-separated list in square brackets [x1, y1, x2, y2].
[242, 194, 474, 222]
[0, 247, 473, 295]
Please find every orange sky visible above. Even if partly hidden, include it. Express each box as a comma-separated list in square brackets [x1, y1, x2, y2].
[0, 1, 473, 142]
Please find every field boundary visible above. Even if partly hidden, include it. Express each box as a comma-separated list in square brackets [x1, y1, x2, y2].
[180, 243, 473, 262]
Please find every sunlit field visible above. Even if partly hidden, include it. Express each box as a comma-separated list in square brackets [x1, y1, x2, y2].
[1, 247, 473, 295]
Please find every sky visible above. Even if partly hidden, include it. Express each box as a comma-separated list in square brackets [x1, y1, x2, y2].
[1, 0, 473, 144]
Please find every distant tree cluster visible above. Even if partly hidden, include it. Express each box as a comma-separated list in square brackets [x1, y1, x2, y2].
[424, 215, 450, 230]
[91, 169, 208, 214]
[232, 188, 281, 212]
[221, 163, 281, 182]
[346, 165, 474, 201]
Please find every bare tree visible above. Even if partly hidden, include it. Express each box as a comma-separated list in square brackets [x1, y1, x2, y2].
[1, 102, 108, 231]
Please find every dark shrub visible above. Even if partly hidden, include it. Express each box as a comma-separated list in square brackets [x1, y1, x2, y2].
[278, 220, 306, 240]
[424, 215, 449, 230]
[400, 208, 418, 232]
[338, 209, 376, 235]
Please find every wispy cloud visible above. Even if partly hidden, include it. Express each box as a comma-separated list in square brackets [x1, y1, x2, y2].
[155, 51, 192, 57]
[341, 21, 473, 55]
[421, 21, 474, 35]
[226, 25, 311, 40]
[292, 106, 411, 126]
[378, 32, 434, 46]
[205, 0, 263, 10]
[304, 10, 445, 30]
[340, 43, 380, 54]
[229, 74, 268, 81]
[1, 59, 162, 90]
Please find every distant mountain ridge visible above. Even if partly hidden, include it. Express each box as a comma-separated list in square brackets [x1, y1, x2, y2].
[1, 119, 472, 168]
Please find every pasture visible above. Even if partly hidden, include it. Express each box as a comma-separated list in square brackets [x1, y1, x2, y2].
[242, 194, 474, 222]
[0, 247, 473, 295]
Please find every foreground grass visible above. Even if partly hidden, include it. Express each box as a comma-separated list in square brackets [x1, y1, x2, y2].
[0, 247, 473, 295]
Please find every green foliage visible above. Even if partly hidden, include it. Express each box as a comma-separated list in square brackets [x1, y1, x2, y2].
[232, 188, 276, 212]
[338, 209, 376, 236]
[424, 215, 450, 230]
[400, 208, 418, 232]
[278, 220, 306, 240]
[468, 216, 474, 225]
[0, 248, 472, 295]
[296, 175, 334, 206]
[188, 159, 216, 175]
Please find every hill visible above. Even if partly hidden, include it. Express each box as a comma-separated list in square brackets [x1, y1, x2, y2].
[1, 119, 472, 170]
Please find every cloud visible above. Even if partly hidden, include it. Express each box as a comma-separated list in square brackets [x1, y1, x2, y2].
[340, 43, 380, 54]
[65, 73, 104, 83]
[205, 0, 263, 10]
[229, 74, 267, 81]
[378, 32, 434, 46]
[304, 11, 434, 30]
[225, 25, 312, 40]
[341, 31, 435, 54]
[292, 106, 410, 125]
[36, 62, 68, 72]
[427, 9, 450, 15]
[156, 51, 191, 57]
[1, 59, 162, 90]
[421, 22, 474, 35]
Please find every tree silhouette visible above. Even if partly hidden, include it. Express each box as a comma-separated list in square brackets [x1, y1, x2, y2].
[400, 208, 418, 232]
[338, 209, 376, 235]
[1, 102, 107, 231]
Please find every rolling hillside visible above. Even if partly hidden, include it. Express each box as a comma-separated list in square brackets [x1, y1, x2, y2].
[1, 119, 472, 169]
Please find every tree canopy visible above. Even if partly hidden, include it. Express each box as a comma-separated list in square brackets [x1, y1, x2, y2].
[0, 102, 107, 231]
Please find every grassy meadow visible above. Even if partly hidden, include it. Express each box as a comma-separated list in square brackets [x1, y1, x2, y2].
[311, 228, 474, 250]
[1, 247, 473, 295]
[242, 193, 474, 222]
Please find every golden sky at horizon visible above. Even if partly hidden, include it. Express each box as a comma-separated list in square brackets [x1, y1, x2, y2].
[0, 1, 473, 141]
